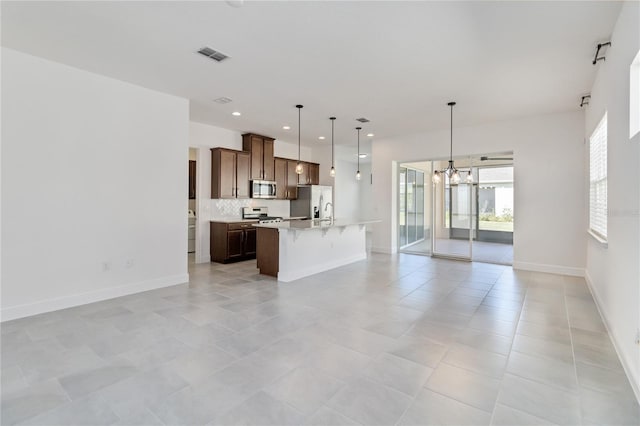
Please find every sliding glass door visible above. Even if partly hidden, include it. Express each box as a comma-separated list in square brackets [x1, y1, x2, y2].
[399, 165, 430, 254]
[398, 155, 512, 263]
[433, 172, 473, 259]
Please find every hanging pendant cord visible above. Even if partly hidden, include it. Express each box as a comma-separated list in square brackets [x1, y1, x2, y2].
[357, 127, 361, 170]
[331, 117, 335, 167]
[297, 106, 301, 162]
[450, 103, 453, 162]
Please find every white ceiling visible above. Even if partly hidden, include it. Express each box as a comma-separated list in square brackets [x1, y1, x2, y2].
[1, 1, 621, 147]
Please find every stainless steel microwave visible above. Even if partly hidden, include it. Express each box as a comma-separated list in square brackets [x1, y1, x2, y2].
[251, 180, 277, 199]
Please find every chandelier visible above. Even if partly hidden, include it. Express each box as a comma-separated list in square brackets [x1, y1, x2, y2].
[433, 101, 473, 184]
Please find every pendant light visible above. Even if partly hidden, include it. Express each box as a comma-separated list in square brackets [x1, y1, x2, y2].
[329, 117, 336, 178]
[433, 102, 472, 184]
[295, 105, 304, 174]
[356, 127, 362, 181]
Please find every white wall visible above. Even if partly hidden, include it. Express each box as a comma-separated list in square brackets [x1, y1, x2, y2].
[1, 48, 190, 321]
[330, 145, 362, 220]
[310, 141, 375, 222]
[358, 162, 374, 218]
[188, 121, 314, 263]
[584, 2, 640, 399]
[372, 110, 586, 275]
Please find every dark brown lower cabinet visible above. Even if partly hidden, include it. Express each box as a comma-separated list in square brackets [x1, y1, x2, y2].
[210, 221, 257, 263]
[244, 228, 257, 256]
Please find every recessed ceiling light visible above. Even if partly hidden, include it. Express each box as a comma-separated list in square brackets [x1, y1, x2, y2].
[367, 133, 375, 137]
[359, 154, 368, 158]
[283, 126, 290, 130]
[213, 97, 232, 104]
[232, 111, 241, 116]
[318, 136, 325, 140]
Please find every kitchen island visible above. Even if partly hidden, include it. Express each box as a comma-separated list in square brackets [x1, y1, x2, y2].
[254, 219, 379, 282]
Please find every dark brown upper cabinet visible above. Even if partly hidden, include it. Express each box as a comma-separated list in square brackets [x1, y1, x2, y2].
[274, 157, 299, 200]
[211, 148, 250, 199]
[309, 162, 320, 185]
[242, 133, 275, 181]
[297, 161, 320, 185]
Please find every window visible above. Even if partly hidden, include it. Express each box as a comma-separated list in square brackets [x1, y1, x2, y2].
[478, 166, 514, 233]
[589, 113, 607, 241]
[630, 49, 640, 139]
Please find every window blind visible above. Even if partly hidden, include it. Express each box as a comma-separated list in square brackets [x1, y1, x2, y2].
[589, 113, 607, 240]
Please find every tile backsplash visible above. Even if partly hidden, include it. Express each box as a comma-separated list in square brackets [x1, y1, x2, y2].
[199, 198, 291, 220]
[213, 198, 252, 217]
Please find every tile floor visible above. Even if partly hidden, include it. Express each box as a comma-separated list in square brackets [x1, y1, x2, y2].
[2, 254, 639, 425]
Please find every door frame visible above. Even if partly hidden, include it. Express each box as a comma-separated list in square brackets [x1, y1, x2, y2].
[431, 171, 473, 261]
[189, 146, 203, 263]
[397, 164, 429, 254]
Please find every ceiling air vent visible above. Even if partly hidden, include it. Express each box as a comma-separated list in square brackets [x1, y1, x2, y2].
[213, 97, 233, 104]
[197, 47, 229, 62]
[356, 117, 370, 123]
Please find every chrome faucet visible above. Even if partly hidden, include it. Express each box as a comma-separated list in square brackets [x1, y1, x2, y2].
[324, 202, 333, 221]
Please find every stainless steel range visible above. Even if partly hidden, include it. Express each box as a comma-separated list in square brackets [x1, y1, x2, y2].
[242, 207, 283, 224]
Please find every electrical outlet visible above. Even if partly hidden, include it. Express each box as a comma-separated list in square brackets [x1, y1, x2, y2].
[125, 259, 134, 269]
[102, 261, 112, 272]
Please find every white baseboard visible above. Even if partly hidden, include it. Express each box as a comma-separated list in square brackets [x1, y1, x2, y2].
[0, 273, 189, 322]
[512, 261, 585, 277]
[371, 246, 397, 254]
[278, 253, 367, 283]
[584, 271, 640, 404]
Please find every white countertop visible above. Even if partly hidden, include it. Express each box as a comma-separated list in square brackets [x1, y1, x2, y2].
[253, 218, 380, 230]
[210, 218, 259, 223]
[210, 216, 308, 224]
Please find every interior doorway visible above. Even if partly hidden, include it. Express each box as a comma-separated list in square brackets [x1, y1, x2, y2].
[188, 147, 198, 264]
[398, 153, 514, 265]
